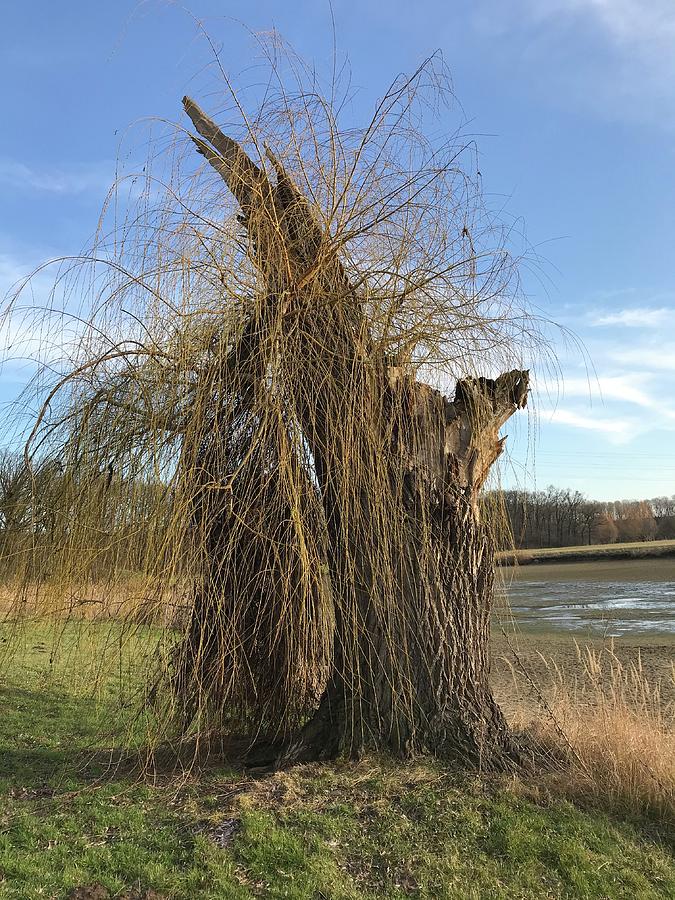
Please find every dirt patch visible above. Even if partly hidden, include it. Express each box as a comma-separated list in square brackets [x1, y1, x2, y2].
[68, 888, 110, 900]
[67, 887, 166, 900]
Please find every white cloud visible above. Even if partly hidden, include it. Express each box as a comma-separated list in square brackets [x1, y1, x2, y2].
[561, 373, 649, 407]
[590, 307, 673, 328]
[531, 353, 675, 449]
[0, 159, 114, 196]
[0, 251, 81, 371]
[472, 0, 675, 128]
[607, 344, 675, 372]
[519, 0, 675, 48]
[0, 251, 54, 308]
[546, 407, 633, 441]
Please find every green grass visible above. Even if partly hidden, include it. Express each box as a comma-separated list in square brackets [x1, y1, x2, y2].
[1, 622, 674, 899]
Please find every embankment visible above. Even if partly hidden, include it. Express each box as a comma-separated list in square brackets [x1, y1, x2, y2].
[498, 539, 675, 566]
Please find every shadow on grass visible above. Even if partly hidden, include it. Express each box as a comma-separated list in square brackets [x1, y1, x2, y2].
[0, 683, 148, 790]
[2, 681, 673, 866]
[0, 683, 250, 798]
[0, 687, 121, 792]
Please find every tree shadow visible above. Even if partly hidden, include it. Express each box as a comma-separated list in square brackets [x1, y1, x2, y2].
[1, 687, 117, 788]
[0, 684, 251, 793]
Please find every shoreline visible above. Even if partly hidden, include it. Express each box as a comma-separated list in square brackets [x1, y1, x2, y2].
[497, 538, 675, 566]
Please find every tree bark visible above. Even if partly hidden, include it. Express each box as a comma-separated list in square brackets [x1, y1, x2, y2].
[182, 97, 529, 769]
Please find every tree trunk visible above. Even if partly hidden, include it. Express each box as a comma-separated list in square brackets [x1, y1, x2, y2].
[278, 368, 527, 768]
[182, 98, 529, 769]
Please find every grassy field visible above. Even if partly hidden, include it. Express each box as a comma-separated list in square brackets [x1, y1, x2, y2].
[499, 538, 675, 566]
[0, 622, 674, 898]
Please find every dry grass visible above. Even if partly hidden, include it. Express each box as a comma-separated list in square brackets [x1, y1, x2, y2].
[504, 641, 675, 827]
[0, 580, 182, 625]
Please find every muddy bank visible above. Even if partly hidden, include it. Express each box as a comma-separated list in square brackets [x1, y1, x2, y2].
[494, 556, 675, 637]
[490, 629, 675, 720]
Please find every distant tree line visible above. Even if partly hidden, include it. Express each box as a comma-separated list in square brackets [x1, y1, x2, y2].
[0, 450, 168, 581]
[496, 486, 675, 549]
[1, 448, 672, 575]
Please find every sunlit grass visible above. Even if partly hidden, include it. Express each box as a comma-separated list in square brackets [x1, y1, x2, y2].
[499, 538, 675, 565]
[499, 638, 675, 833]
[0, 622, 674, 898]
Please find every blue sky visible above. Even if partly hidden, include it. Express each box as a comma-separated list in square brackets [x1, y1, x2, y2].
[1, 0, 674, 501]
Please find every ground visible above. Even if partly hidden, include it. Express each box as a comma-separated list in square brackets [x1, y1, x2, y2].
[0, 622, 673, 898]
[490, 629, 675, 719]
[499, 538, 675, 565]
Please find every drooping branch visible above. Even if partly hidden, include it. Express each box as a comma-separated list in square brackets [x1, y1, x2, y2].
[5, 59, 540, 771]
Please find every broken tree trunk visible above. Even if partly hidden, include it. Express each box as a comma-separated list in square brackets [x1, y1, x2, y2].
[180, 97, 529, 768]
[277, 366, 528, 767]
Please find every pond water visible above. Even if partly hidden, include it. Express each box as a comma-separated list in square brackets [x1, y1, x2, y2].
[498, 557, 675, 636]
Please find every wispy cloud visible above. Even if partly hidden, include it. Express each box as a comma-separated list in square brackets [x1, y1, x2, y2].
[561, 373, 648, 407]
[0, 251, 68, 365]
[0, 159, 114, 196]
[590, 307, 673, 328]
[532, 351, 675, 449]
[513, 0, 675, 53]
[473, 0, 675, 127]
[545, 1, 675, 47]
[547, 407, 632, 441]
[0, 251, 52, 303]
[607, 343, 675, 373]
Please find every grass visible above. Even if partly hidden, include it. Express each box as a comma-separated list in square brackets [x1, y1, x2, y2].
[520, 642, 675, 826]
[0, 622, 674, 898]
[498, 539, 675, 565]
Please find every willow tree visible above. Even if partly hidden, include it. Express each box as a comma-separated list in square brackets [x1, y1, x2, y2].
[7, 52, 534, 769]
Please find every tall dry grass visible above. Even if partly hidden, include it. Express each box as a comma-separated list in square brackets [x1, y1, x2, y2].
[509, 641, 675, 826]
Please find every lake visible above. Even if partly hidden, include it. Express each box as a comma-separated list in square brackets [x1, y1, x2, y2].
[498, 557, 675, 636]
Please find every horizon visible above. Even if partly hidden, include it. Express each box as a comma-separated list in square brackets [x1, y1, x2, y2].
[2, 1, 674, 502]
